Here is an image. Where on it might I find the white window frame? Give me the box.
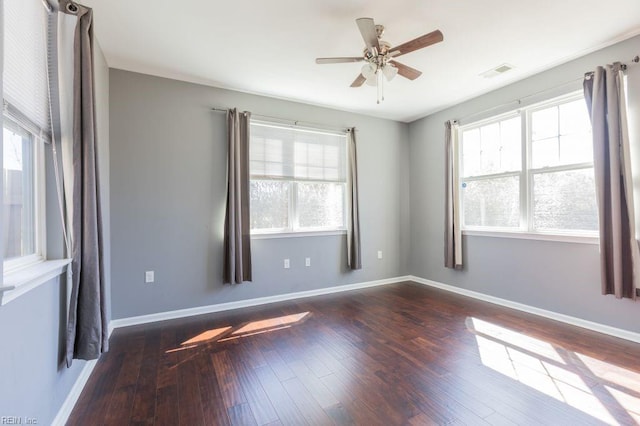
[458,91,598,243]
[0,0,72,306]
[249,122,348,237]
[2,115,47,274]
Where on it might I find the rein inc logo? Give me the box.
[1,417,37,425]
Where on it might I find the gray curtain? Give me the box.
[444,120,463,269]
[347,128,362,270]
[223,109,252,284]
[59,0,109,365]
[584,63,638,300]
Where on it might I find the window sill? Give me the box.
[462,230,599,245]
[251,229,347,240]
[1,259,72,306]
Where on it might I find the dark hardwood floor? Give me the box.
[67,282,640,425]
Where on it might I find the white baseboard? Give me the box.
[110,275,411,330]
[51,359,99,426]
[409,275,640,344]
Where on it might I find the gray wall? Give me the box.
[0,39,111,424]
[409,35,640,334]
[109,69,410,319]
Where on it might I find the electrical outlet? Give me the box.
[284,259,290,269]
[377,250,383,259]
[305,257,311,267]
[145,270,155,283]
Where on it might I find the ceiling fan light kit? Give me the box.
[316,17,443,104]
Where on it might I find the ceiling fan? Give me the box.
[316,18,443,102]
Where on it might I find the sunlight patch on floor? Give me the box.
[181,326,232,346]
[166,312,311,353]
[218,325,293,342]
[467,317,640,425]
[576,352,640,392]
[605,385,640,423]
[233,312,310,335]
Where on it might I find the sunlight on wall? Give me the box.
[467,317,640,424]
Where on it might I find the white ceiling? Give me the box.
[83,0,640,123]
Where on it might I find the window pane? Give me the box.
[462,176,520,228]
[500,117,522,172]
[462,128,481,177]
[297,182,344,229]
[532,137,559,168]
[532,100,592,168]
[533,169,598,232]
[462,116,521,177]
[559,100,591,135]
[250,180,289,230]
[480,123,501,174]
[560,134,592,165]
[3,124,35,259]
[532,106,558,141]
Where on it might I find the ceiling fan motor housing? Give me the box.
[363,40,392,70]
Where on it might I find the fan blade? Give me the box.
[356,18,380,55]
[389,60,422,80]
[388,30,443,57]
[316,57,363,64]
[350,74,366,87]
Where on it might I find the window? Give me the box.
[459,93,597,236]
[3,0,50,272]
[3,117,44,270]
[249,122,347,234]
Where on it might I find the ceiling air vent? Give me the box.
[479,63,514,78]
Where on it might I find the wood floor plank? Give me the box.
[176,353,206,425]
[231,352,280,425]
[253,365,308,426]
[323,402,354,425]
[288,359,340,409]
[281,377,335,425]
[407,412,437,426]
[194,343,232,426]
[228,403,258,426]
[154,385,179,426]
[211,350,247,408]
[66,351,126,426]
[66,282,640,426]
[129,328,161,424]
[261,349,296,382]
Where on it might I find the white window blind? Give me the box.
[250,122,347,183]
[3,0,51,137]
[249,122,348,233]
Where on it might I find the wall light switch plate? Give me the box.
[377,251,383,259]
[305,257,311,267]
[284,259,290,269]
[145,270,155,283]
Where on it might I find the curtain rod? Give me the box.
[211,107,353,133]
[456,76,584,124]
[616,54,638,71]
[583,55,639,79]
